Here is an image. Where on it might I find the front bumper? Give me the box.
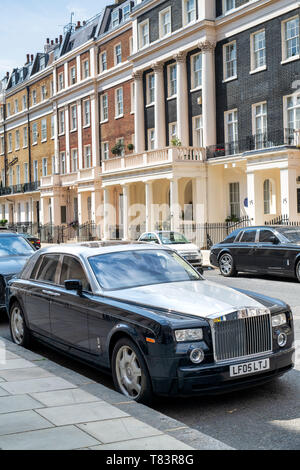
[151,348,294,396]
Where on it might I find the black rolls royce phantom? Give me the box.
[210,226,300,281]
[6,242,294,403]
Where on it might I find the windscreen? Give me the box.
[0,236,34,256]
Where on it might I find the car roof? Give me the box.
[38,241,169,258]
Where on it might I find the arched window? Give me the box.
[263,179,271,214]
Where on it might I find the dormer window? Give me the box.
[112,10,119,28]
[123,4,130,21]
[40,56,46,70]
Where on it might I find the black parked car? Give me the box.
[7,242,294,403]
[0,232,35,310]
[20,233,41,250]
[210,226,300,281]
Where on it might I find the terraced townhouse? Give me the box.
[0,0,299,244]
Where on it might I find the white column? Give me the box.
[77,99,83,170]
[153,63,166,149]
[174,52,189,147]
[103,187,110,240]
[247,171,262,225]
[198,0,216,20]
[133,71,145,153]
[51,193,61,226]
[200,41,216,148]
[170,178,180,231]
[90,93,99,167]
[90,46,97,78]
[145,181,153,232]
[65,105,70,173]
[53,105,59,174]
[194,175,207,224]
[280,168,298,219]
[122,184,129,240]
[78,192,83,225]
[64,62,69,89]
[76,55,81,83]
[53,68,57,95]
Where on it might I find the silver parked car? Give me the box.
[138,231,203,272]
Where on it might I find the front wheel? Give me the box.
[9,302,31,347]
[219,253,237,277]
[112,338,153,405]
[296,260,300,282]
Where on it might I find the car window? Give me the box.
[139,234,149,242]
[35,255,60,283]
[148,234,159,243]
[259,230,277,243]
[239,230,257,243]
[60,255,90,291]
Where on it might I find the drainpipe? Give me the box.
[26,86,32,184]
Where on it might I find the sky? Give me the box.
[0,0,111,78]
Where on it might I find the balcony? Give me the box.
[40,167,102,190]
[206,129,300,159]
[102,147,205,175]
[0,181,40,196]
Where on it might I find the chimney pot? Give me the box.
[31,54,34,62]
[46,38,50,44]
[59,35,63,43]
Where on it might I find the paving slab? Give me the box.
[78,417,163,444]
[0,367,55,382]
[0,387,9,397]
[90,434,194,450]
[0,359,37,371]
[0,395,44,414]
[1,377,77,395]
[30,389,102,407]
[0,410,53,436]
[0,425,100,450]
[36,401,129,426]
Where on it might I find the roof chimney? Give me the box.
[46,38,50,44]
[31,54,34,62]
[55,38,58,44]
[75,21,81,30]
[59,35,63,43]
[26,54,30,64]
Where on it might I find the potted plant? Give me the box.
[0,219,8,227]
[171,136,182,147]
[225,215,240,223]
[111,141,125,157]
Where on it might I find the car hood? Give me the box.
[0,255,32,276]
[106,280,270,319]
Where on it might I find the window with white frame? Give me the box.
[9,167,13,186]
[263,179,271,215]
[50,80,54,97]
[41,85,47,101]
[58,72,64,91]
[116,138,125,156]
[115,44,122,65]
[83,100,91,126]
[71,148,78,172]
[22,95,27,110]
[168,64,177,97]
[41,119,47,141]
[70,66,76,85]
[32,123,38,144]
[112,10,119,28]
[84,145,92,168]
[70,105,77,131]
[100,51,107,72]
[193,116,203,147]
[147,73,155,105]
[282,16,299,61]
[32,90,37,105]
[7,103,11,117]
[286,94,300,143]
[15,130,20,150]
[229,182,240,218]
[8,133,12,152]
[59,110,65,134]
[148,129,155,150]
[23,127,28,148]
[16,165,20,185]
[251,30,266,71]
[115,88,123,117]
[60,152,66,174]
[83,59,89,79]
[24,163,29,183]
[191,53,202,89]
[33,160,38,182]
[224,0,236,13]
[169,122,178,144]
[51,116,55,138]
[123,4,130,21]
[139,20,149,49]
[102,142,109,160]
[0,135,4,154]
[223,41,237,80]
[225,110,238,154]
[15,99,19,113]
[101,94,108,122]
[159,7,171,38]
[183,0,196,26]
[253,102,267,149]
[42,158,48,177]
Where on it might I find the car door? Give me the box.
[255,229,287,273]
[233,229,258,271]
[25,254,60,337]
[49,255,90,357]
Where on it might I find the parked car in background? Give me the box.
[20,233,41,250]
[210,226,300,281]
[7,243,294,404]
[0,232,35,311]
[138,231,203,273]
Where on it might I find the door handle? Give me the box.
[42,290,61,297]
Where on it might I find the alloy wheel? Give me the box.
[220,254,233,275]
[115,345,142,399]
[11,306,25,345]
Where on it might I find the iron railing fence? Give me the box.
[265,215,300,226]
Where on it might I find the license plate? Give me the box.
[230,358,270,377]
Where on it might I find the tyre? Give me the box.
[112,338,153,405]
[296,260,300,282]
[9,301,32,347]
[219,252,237,277]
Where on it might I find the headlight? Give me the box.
[272,313,287,327]
[175,328,203,342]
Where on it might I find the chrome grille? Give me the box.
[212,314,272,362]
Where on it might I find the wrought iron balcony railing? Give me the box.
[0,181,40,196]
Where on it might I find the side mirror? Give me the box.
[64,280,83,295]
[270,235,279,245]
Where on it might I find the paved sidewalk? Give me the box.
[0,337,233,450]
